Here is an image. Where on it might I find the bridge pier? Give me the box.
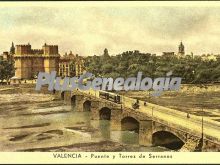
[53,90,61,100]
[74,95,85,111]
[110,107,122,131]
[63,91,71,104]
[91,101,100,120]
[139,120,153,146]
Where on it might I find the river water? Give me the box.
[0,89,170,152]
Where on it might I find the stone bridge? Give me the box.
[56,89,220,151]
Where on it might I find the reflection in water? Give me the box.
[120,131,139,144]
[92,118,171,151]
[98,120,139,145]
[99,120,110,139]
[0,93,171,151]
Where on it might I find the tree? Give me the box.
[0,60,15,84]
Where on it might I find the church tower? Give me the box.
[10,42,15,55]
[103,48,110,57]
[178,41,185,56]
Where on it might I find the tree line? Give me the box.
[85,50,220,84]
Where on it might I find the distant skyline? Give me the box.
[1,2,220,56]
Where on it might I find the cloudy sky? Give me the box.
[1,2,220,56]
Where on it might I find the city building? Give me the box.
[59,51,85,77]
[178,41,185,56]
[162,42,185,57]
[162,52,175,56]
[201,54,218,61]
[13,43,60,79]
[0,52,11,61]
[0,42,15,62]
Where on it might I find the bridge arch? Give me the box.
[121,116,139,133]
[99,107,111,120]
[83,100,91,111]
[71,95,76,107]
[61,91,65,100]
[152,130,184,150]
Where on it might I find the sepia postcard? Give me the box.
[0,1,219,164]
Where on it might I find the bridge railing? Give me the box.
[79,88,220,125]
[79,88,99,98]
[120,92,220,127]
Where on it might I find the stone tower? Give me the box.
[42,43,59,74]
[178,41,185,56]
[14,44,33,79]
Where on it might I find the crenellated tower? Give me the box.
[14,43,60,79]
[42,43,59,73]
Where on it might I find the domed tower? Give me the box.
[103,48,109,57]
[178,41,185,56]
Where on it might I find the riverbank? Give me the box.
[0,86,126,151]
[0,85,169,152]
[117,84,220,123]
